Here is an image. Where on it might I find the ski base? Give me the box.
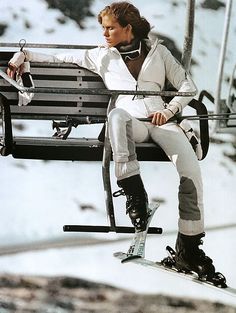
[121,255,142,264]
[114,251,236,297]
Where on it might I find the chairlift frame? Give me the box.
[0,0,214,234]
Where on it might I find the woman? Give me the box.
[7,2,217,279]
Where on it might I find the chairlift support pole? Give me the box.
[182,0,195,72]
[214,0,233,133]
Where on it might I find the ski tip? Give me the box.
[113,252,124,258]
[113,251,142,263]
[149,202,160,210]
[121,255,142,264]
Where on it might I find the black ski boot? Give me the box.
[116,174,148,232]
[175,232,216,279]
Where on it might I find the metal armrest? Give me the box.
[198,90,215,104]
[188,99,209,159]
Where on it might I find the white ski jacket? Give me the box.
[18,39,196,118]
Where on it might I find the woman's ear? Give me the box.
[126,24,133,33]
[126,24,134,41]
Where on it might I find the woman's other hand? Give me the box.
[7,63,17,79]
[6,51,26,79]
[149,109,174,126]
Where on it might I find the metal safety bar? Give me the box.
[0,69,197,98]
[0,43,97,50]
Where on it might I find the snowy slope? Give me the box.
[0,0,236,306]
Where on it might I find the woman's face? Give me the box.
[101,14,133,47]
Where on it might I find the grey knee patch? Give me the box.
[178,176,201,220]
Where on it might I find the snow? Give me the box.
[0,0,236,307]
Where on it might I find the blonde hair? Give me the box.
[98,2,151,39]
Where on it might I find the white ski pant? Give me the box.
[108,108,204,236]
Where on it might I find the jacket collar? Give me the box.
[108,38,162,55]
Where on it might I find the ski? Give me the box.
[121,202,160,263]
[114,248,236,297]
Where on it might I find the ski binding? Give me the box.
[120,202,160,263]
[113,201,236,297]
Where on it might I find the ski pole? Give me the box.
[138,112,236,122]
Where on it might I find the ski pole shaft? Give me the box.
[138,113,236,122]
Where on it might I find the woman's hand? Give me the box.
[7,63,17,79]
[149,108,174,126]
[149,112,167,126]
[6,51,26,79]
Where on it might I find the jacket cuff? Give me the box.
[162,108,175,121]
[167,101,182,115]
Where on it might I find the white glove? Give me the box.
[9,51,26,68]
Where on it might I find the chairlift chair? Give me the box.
[0,0,210,234]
